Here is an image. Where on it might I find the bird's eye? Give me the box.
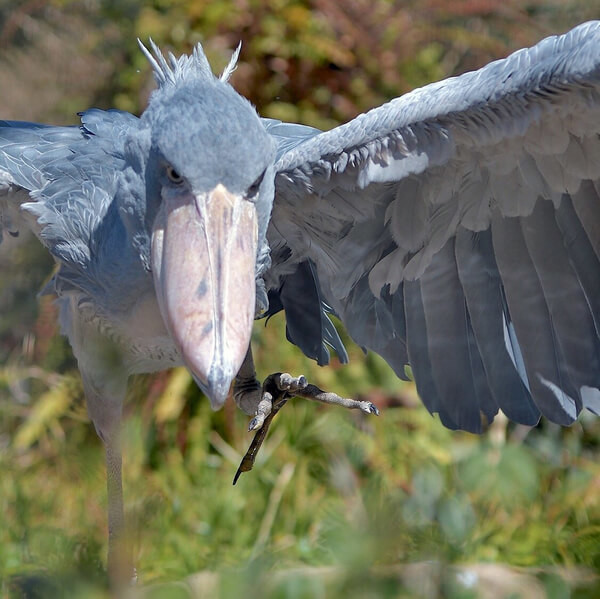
[247,171,265,198]
[166,165,184,184]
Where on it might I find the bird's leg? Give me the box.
[233,371,308,484]
[232,345,263,417]
[232,387,287,484]
[233,347,379,483]
[289,382,380,415]
[235,354,379,429]
[233,347,313,428]
[105,431,134,587]
[81,370,135,588]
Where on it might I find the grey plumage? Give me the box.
[454,228,539,425]
[2,21,600,577]
[1,20,599,433]
[263,259,348,366]
[270,20,600,431]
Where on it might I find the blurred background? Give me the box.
[1,1,600,597]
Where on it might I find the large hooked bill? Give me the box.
[151,183,258,408]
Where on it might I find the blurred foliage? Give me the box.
[1,1,600,597]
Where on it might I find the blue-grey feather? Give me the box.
[571,180,600,262]
[490,209,581,424]
[520,197,600,410]
[403,279,458,429]
[336,275,409,378]
[419,237,498,433]
[263,260,348,366]
[262,118,321,161]
[454,227,539,425]
[555,192,600,339]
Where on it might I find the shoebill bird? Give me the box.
[2,21,600,583]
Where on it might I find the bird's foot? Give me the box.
[232,372,379,484]
[247,372,308,431]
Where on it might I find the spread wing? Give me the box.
[268,21,600,432]
[0,109,140,300]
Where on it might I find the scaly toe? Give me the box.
[295,375,308,390]
[278,373,308,393]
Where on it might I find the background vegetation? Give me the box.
[1,1,600,597]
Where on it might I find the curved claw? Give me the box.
[369,403,380,416]
[247,393,274,431]
[248,416,262,431]
[359,401,380,415]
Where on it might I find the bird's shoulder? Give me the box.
[0,109,154,320]
[0,109,139,248]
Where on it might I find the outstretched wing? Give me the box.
[0,109,139,298]
[269,21,600,432]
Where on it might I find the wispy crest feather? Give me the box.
[220,43,242,82]
[137,38,241,87]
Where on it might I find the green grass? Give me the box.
[1,315,600,597]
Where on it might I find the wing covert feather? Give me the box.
[0,110,142,308]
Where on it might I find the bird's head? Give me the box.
[134,41,276,408]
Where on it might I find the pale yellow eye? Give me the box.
[166,165,184,184]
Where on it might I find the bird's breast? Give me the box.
[63,289,183,376]
[115,291,183,373]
